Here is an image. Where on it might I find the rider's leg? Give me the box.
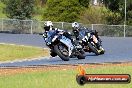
[93,35,101,49]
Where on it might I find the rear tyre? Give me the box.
[54,44,69,61]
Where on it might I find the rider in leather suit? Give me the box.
[71,22,101,49]
[43,21,72,46]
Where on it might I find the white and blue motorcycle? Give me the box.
[43,31,85,61]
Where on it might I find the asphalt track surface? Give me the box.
[0,33,132,67]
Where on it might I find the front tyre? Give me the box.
[88,43,100,55]
[77,50,85,59]
[54,44,69,61]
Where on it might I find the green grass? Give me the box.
[0,44,49,61]
[0,66,131,88]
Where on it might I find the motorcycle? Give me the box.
[42,31,85,61]
[79,29,105,55]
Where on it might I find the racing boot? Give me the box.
[95,42,105,54]
[50,50,57,57]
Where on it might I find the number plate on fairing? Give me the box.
[60,36,74,56]
[60,36,73,49]
[62,36,71,42]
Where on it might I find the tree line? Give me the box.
[1,0,132,25]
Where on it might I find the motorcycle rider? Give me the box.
[43,21,59,45]
[43,21,72,46]
[43,21,74,57]
[43,21,83,57]
[71,22,101,49]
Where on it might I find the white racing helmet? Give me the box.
[44,21,53,31]
[44,21,53,27]
[72,22,79,29]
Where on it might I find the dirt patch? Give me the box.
[0,62,132,76]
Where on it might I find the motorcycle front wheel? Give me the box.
[87,43,100,55]
[54,43,70,61]
[77,50,85,59]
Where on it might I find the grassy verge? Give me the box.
[0,65,131,88]
[0,44,49,61]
